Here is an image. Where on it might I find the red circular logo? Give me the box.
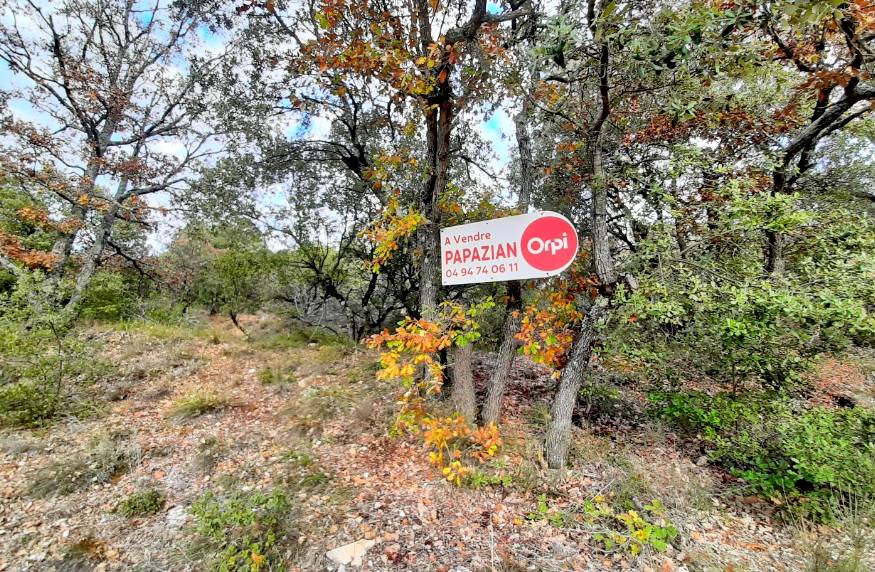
[520,215,578,272]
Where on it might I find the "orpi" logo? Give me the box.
[520,215,579,272]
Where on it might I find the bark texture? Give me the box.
[765,230,785,275]
[481,281,522,424]
[544,298,607,469]
[451,343,476,422]
[543,7,619,467]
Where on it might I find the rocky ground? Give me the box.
[0,315,871,571]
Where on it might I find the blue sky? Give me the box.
[484,108,513,165]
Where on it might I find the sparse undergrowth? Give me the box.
[1,315,871,572]
[27,431,140,498]
[192,436,226,474]
[276,450,334,492]
[257,361,297,386]
[802,499,874,572]
[526,493,679,556]
[166,391,229,421]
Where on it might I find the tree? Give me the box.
[481,5,539,425]
[160,218,275,334]
[249,0,527,318]
[0,0,224,321]
[724,1,875,274]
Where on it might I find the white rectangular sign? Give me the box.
[440,211,579,286]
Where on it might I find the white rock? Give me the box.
[26,551,46,562]
[326,539,377,567]
[166,505,188,529]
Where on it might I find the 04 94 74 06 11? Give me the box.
[440,211,579,286]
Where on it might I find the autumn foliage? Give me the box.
[367,299,501,484]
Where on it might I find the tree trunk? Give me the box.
[481,99,534,424]
[47,207,82,280]
[544,130,618,469]
[59,200,121,325]
[589,136,617,289]
[451,343,476,422]
[60,166,129,324]
[481,280,522,424]
[765,229,785,274]
[49,117,117,281]
[229,311,247,336]
[418,105,442,320]
[544,298,607,469]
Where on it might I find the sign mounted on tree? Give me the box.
[441,212,579,286]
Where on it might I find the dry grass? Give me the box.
[190,435,226,474]
[28,431,141,498]
[166,391,228,421]
[257,358,299,386]
[0,432,43,455]
[799,495,875,572]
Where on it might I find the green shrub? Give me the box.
[115,488,165,517]
[139,294,187,324]
[257,364,296,386]
[650,391,875,521]
[647,390,779,440]
[604,206,875,392]
[252,324,350,350]
[0,382,60,426]
[0,277,108,426]
[525,493,678,556]
[467,470,514,489]
[79,270,139,321]
[189,487,299,571]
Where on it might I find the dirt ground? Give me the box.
[0,315,870,571]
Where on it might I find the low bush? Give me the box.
[79,270,139,321]
[189,487,299,571]
[0,277,108,427]
[0,382,60,427]
[252,325,350,350]
[167,391,228,421]
[191,436,226,474]
[257,363,297,386]
[115,488,166,517]
[526,493,678,556]
[28,431,141,497]
[650,391,875,521]
[276,450,333,492]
